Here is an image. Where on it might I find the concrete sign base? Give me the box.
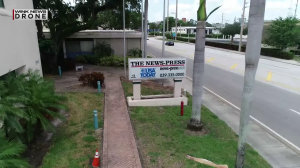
[127,95,188,107]
[127,79,188,107]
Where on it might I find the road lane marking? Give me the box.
[230,64,238,70]
[206,57,215,63]
[290,109,300,116]
[266,72,273,81]
[185,76,300,155]
[147,53,156,58]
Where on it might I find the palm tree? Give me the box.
[187,0,220,130]
[235,0,266,167]
[0,130,31,168]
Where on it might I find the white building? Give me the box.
[0,0,43,77]
[211,23,225,29]
[171,26,221,35]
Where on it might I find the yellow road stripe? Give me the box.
[266,72,273,82]
[230,64,238,70]
[206,57,215,63]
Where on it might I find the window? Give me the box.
[0,0,4,8]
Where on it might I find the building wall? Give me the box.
[44,30,142,57]
[0,0,43,77]
[95,38,141,56]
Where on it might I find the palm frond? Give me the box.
[206,5,222,21]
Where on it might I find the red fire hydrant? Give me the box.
[181,101,184,116]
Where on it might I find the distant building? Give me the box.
[171,26,221,35]
[211,23,225,29]
[182,18,187,22]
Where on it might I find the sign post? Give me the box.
[127,58,187,106]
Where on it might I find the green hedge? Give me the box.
[260,48,294,60]
[173,37,294,60]
[98,56,136,67]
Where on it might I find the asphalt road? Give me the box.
[147,38,300,149]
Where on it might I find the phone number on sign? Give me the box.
[160,73,184,78]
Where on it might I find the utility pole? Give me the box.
[238,0,247,52]
[167,0,169,32]
[175,0,178,40]
[162,0,166,57]
[123,0,126,76]
[143,0,148,58]
[295,0,299,17]
[141,0,144,58]
[222,13,223,25]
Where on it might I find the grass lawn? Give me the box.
[41,93,104,168]
[122,80,271,168]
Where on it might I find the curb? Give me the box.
[186,76,300,156]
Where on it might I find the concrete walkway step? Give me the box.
[102,77,142,168]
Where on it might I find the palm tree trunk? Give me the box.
[235,0,266,167]
[187,21,205,131]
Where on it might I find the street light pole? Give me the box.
[175,0,178,40]
[143,0,148,58]
[141,0,144,58]
[295,0,299,18]
[123,0,126,76]
[162,0,166,58]
[238,0,247,52]
[167,0,169,32]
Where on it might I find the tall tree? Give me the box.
[265,17,300,51]
[187,0,220,131]
[221,22,242,42]
[33,0,44,39]
[160,17,175,31]
[235,0,266,167]
[96,0,142,30]
[40,0,124,70]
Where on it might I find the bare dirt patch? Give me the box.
[185,128,209,137]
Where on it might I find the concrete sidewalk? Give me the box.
[102,76,142,168]
[179,78,300,168]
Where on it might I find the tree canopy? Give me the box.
[264,17,300,50]
[221,22,247,42]
[35,0,138,72]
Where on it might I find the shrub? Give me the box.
[177,33,196,38]
[165,33,173,40]
[128,48,142,57]
[0,70,66,144]
[98,55,134,67]
[78,72,105,88]
[93,41,114,57]
[76,55,87,63]
[83,55,99,64]
[260,48,294,60]
[0,130,31,167]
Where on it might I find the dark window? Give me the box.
[0,0,4,8]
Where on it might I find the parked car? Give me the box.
[165,41,174,46]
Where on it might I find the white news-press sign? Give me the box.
[13,9,48,20]
[128,58,186,80]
